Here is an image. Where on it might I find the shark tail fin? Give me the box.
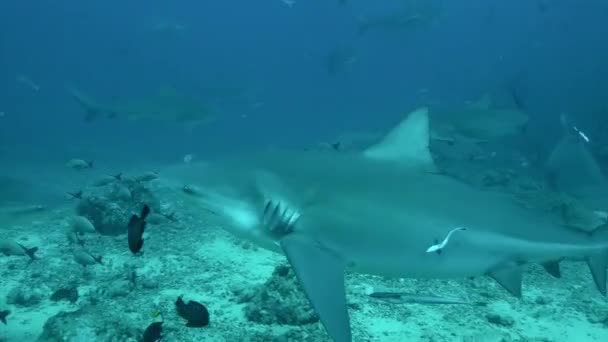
[588,224,608,295]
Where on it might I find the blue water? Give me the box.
[2,1,608,341]
[1,0,606,163]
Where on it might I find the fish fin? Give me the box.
[17,243,38,260]
[488,265,522,297]
[364,107,436,172]
[0,310,9,325]
[280,234,352,342]
[588,224,608,295]
[587,254,607,295]
[25,246,38,260]
[586,253,607,295]
[541,261,561,278]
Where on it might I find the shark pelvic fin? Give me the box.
[364,107,436,172]
[280,234,352,342]
[541,261,562,278]
[488,265,522,297]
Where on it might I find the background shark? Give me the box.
[67,85,216,127]
[166,108,608,342]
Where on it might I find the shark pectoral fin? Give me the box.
[488,265,522,297]
[541,261,562,278]
[279,234,352,342]
[586,252,608,295]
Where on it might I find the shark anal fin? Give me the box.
[488,265,523,297]
[587,252,608,295]
[280,234,352,342]
[541,261,562,278]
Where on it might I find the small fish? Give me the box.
[281,0,296,7]
[112,184,132,201]
[161,211,178,222]
[183,154,194,163]
[66,159,93,170]
[50,287,79,303]
[73,249,103,266]
[142,321,163,342]
[71,216,96,234]
[135,171,159,183]
[66,231,85,247]
[0,240,38,260]
[66,190,83,200]
[128,205,151,254]
[0,310,10,325]
[16,74,40,91]
[175,296,209,327]
[92,173,122,187]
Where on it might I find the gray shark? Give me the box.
[170,108,608,342]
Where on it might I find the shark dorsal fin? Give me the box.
[364,107,436,171]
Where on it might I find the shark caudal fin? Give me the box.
[363,107,436,172]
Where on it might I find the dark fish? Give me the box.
[112,173,122,181]
[67,190,83,200]
[50,287,79,303]
[175,296,209,327]
[0,310,9,325]
[143,321,163,342]
[128,205,150,254]
[74,249,103,266]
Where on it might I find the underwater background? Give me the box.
[2,0,608,341]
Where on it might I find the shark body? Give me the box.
[173,108,608,342]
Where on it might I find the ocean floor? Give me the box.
[1,162,608,342]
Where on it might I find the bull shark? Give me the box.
[430,93,530,143]
[67,85,215,126]
[171,108,608,342]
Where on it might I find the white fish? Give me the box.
[66,159,93,170]
[71,216,96,234]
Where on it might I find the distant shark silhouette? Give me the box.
[67,85,215,127]
[546,113,608,209]
[169,107,608,342]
